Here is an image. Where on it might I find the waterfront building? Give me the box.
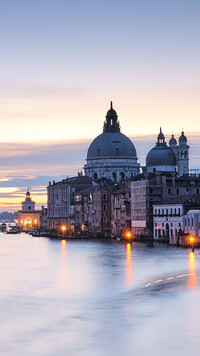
[91,179,113,237]
[18,189,42,231]
[84,102,140,182]
[153,195,200,244]
[47,174,93,234]
[74,186,94,235]
[184,209,200,240]
[111,185,128,237]
[146,129,189,176]
[129,172,200,239]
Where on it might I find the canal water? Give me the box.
[0,232,200,356]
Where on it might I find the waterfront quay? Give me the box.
[0,231,200,356]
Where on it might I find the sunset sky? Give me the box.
[0,0,200,211]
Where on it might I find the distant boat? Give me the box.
[6,230,19,234]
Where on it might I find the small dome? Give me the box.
[169,134,177,146]
[157,127,165,141]
[146,128,176,167]
[106,102,117,118]
[179,131,187,143]
[87,132,137,159]
[146,145,176,166]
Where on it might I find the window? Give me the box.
[176,189,180,195]
[120,172,125,182]
[168,188,171,194]
[166,209,168,215]
[103,193,107,201]
[197,189,200,194]
[174,208,176,215]
[162,209,164,215]
[103,204,107,211]
[113,172,117,182]
[155,209,157,215]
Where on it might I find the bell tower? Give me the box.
[177,131,189,176]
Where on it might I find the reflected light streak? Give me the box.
[60,239,68,292]
[61,239,67,256]
[188,252,198,289]
[126,243,132,285]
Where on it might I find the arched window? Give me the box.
[113,172,117,182]
[120,172,125,182]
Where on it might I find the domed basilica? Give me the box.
[84,102,140,182]
[84,103,189,181]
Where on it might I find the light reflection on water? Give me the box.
[126,243,132,285]
[0,232,200,356]
[188,251,198,288]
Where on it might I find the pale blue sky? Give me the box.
[0,0,200,210]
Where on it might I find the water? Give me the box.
[0,232,200,356]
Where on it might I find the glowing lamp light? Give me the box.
[61,225,66,232]
[190,236,194,243]
[125,231,132,239]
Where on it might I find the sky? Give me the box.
[0,0,200,211]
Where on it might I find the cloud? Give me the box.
[0,133,200,211]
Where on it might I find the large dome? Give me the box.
[87,132,137,159]
[84,102,140,182]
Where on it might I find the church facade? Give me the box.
[18,189,42,231]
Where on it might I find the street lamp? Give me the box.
[189,236,195,252]
[125,231,132,241]
[61,225,66,236]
